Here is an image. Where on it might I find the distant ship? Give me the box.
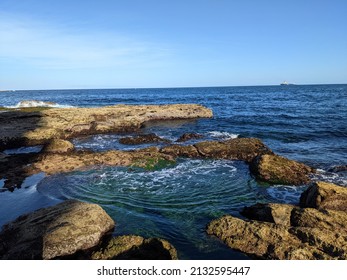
[280,81,294,85]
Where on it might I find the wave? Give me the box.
[5,100,74,108]
[207,131,239,140]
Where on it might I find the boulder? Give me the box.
[91,235,178,260]
[0,200,115,259]
[208,201,347,260]
[300,181,347,211]
[250,154,314,185]
[42,139,75,154]
[194,138,273,162]
[119,133,170,145]
[176,133,203,142]
[241,203,295,226]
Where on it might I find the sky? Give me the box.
[0,0,346,89]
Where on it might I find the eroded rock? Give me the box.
[0,104,213,150]
[42,139,75,154]
[300,181,347,211]
[0,200,115,259]
[250,154,314,185]
[176,133,203,142]
[91,235,178,260]
[119,133,170,145]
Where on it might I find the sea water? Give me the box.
[0,84,346,259]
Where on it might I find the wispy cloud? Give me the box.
[0,13,171,70]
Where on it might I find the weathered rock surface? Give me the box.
[250,154,314,185]
[176,133,203,142]
[241,203,295,226]
[0,200,115,259]
[208,189,347,260]
[161,144,200,158]
[119,133,170,145]
[0,104,213,150]
[42,139,75,154]
[300,181,347,211]
[194,138,273,162]
[91,235,178,260]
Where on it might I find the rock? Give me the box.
[300,181,347,211]
[250,154,314,185]
[194,138,273,162]
[208,202,347,260]
[207,215,331,260]
[161,144,200,158]
[176,133,203,142]
[91,235,178,260]
[119,133,170,145]
[328,165,347,173]
[42,139,75,154]
[0,200,115,259]
[0,104,213,150]
[241,203,295,226]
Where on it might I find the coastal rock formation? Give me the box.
[194,138,273,162]
[207,181,347,260]
[176,132,203,142]
[328,165,347,173]
[250,154,314,185]
[0,200,115,260]
[119,133,170,145]
[300,181,347,211]
[91,235,178,260]
[0,104,213,150]
[42,139,75,154]
[161,144,200,158]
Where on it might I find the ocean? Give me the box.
[0,84,346,259]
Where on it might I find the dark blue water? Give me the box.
[1,85,346,259]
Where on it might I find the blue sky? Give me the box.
[0,0,346,89]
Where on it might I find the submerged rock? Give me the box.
[328,165,347,173]
[300,181,347,211]
[42,139,75,154]
[207,202,347,259]
[0,200,115,259]
[91,235,178,260]
[250,154,314,185]
[0,104,213,150]
[176,133,203,142]
[119,133,170,145]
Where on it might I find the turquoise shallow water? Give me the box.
[0,84,346,259]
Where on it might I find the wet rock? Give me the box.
[241,203,295,226]
[161,144,200,158]
[176,133,203,142]
[208,201,347,260]
[42,139,75,154]
[0,200,115,259]
[250,154,314,185]
[328,165,347,173]
[119,133,170,145]
[300,181,347,211]
[194,138,273,162]
[91,235,178,260]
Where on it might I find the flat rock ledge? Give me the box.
[207,181,347,260]
[1,137,317,190]
[0,200,178,260]
[0,104,213,150]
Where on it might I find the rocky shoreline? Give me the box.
[0,103,346,260]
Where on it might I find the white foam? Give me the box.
[207,131,239,139]
[6,100,74,108]
[266,185,306,204]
